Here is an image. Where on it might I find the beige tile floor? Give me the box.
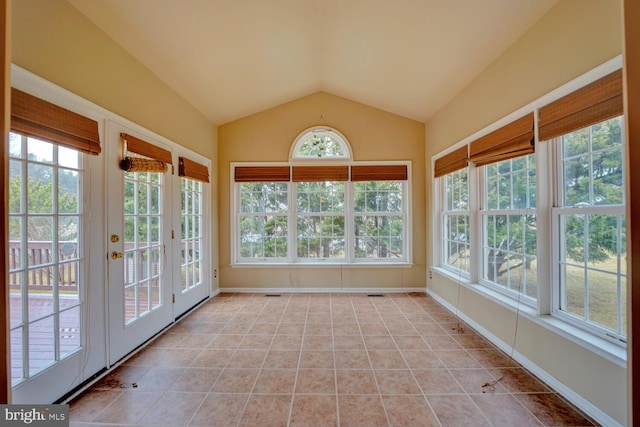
[69,292,597,426]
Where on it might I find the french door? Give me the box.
[8,132,106,403]
[106,122,173,363]
[105,122,210,363]
[172,157,210,316]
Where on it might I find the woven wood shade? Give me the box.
[539,70,623,141]
[434,146,468,178]
[351,165,408,181]
[234,166,290,182]
[121,133,172,164]
[292,166,349,182]
[11,88,101,155]
[179,157,209,183]
[469,113,534,166]
[120,157,168,173]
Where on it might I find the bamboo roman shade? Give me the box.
[538,69,623,141]
[351,165,408,181]
[292,166,349,182]
[468,113,534,167]
[120,133,172,173]
[434,146,468,178]
[121,133,172,164]
[179,157,210,183]
[234,166,291,182]
[11,88,101,155]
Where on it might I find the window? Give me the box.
[353,180,405,259]
[234,168,409,264]
[234,127,410,264]
[441,168,470,274]
[290,126,351,159]
[482,154,537,301]
[555,116,626,338]
[434,63,626,345]
[238,181,289,260]
[296,180,346,259]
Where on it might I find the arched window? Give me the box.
[290,126,352,160]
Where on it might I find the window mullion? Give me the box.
[469,163,480,284]
[536,137,553,315]
[345,180,354,263]
[289,181,296,263]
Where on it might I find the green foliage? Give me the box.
[9,174,78,241]
[563,117,623,206]
[238,179,405,259]
[123,173,162,243]
[296,135,346,158]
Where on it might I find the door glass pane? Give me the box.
[123,170,164,324]
[180,178,204,293]
[8,131,85,385]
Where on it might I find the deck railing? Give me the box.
[8,241,79,293]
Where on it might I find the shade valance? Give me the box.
[11,88,101,155]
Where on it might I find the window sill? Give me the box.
[431,267,627,368]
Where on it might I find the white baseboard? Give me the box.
[218,287,426,294]
[426,289,623,427]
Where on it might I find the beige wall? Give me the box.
[219,91,425,289]
[425,0,625,424]
[11,0,219,289]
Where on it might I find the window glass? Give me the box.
[353,181,404,259]
[482,154,537,300]
[238,182,289,259]
[296,181,345,259]
[558,116,626,338]
[441,168,469,274]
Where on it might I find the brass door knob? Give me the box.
[110,251,123,260]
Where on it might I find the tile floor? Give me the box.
[68,292,597,426]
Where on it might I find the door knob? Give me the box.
[111,251,123,260]
[111,234,120,243]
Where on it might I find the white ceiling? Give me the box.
[67,0,558,125]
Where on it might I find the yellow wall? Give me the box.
[219,91,425,289]
[425,0,625,424]
[11,0,219,289]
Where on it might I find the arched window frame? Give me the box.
[289,126,353,160]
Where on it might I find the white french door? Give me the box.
[106,121,173,364]
[8,132,106,404]
[172,152,210,316]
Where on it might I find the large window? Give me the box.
[234,166,410,264]
[482,154,537,301]
[296,181,345,259]
[441,168,469,274]
[556,116,626,338]
[353,180,405,259]
[434,65,626,344]
[238,181,289,260]
[234,128,410,264]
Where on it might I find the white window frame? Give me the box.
[231,161,412,265]
[478,154,538,307]
[550,116,627,343]
[439,167,471,278]
[432,55,626,361]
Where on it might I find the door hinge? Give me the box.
[171,229,175,239]
[172,293,175,303]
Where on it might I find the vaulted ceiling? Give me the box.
[67,0,558,125]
